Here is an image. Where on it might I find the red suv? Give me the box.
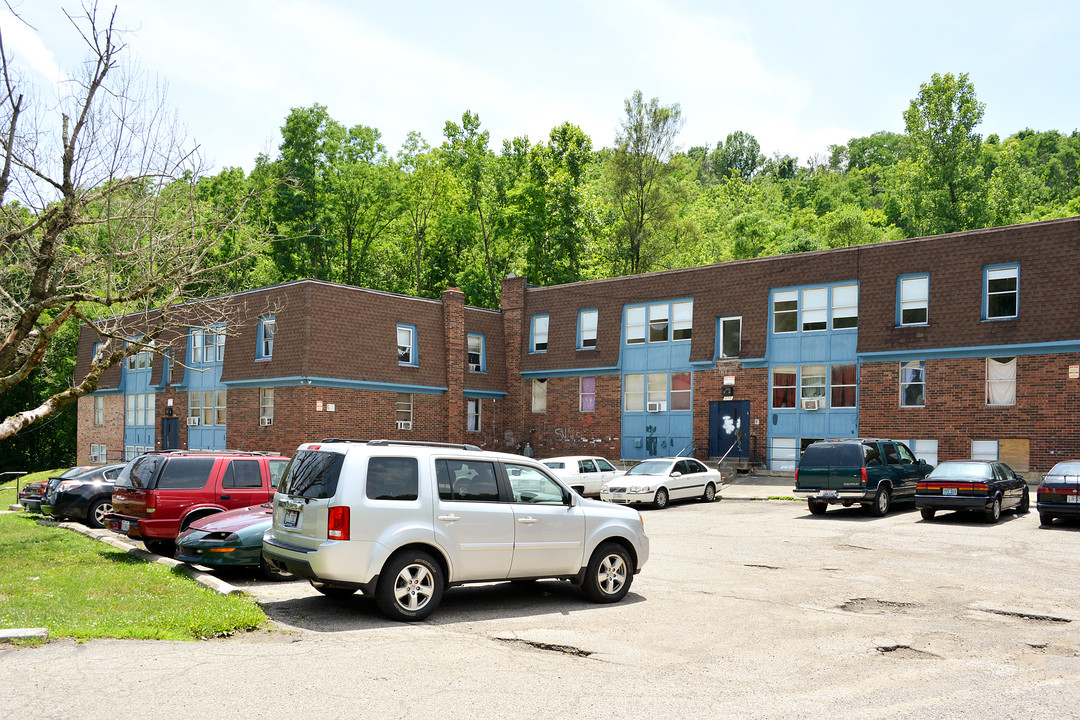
[105,450,290,556]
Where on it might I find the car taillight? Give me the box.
[916,480,927,490]
[145,490,156,513]
[794,469,799,483]
[327,506,350,540]
[860,468,868,485]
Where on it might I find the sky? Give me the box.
[5,1,1079,174]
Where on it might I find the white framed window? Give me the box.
[986,357,1016,406]
[531,315,549,353]
[773,291,798,333]
[125,445,135,461]
[215,389,227,426]
[672,301,693,341]
[467,333,484,373]
[831,284,858,329]
[802,287,827,331]
[396,392,413,429]
[125,393,154,427]
[910,439,938,466]
[190,390,226,426]
[671,372,692,411]
[579,377,596,412]
[191,329,204,364]
[720,316,741,358]
[397,324,416,365]
[985,265,1018,319]
[769,437,798,471]
[579,309,598,350]
[467,398,480,432]
[831,364,857,408]
[801,365,826,401]
[94,396,104,426]
[900,361,926,407]
[648,304,669,342]
[260,388,274,422]
[623,374,644,412]
[531,379,547,413]
[647,373,667,409]
[258,317,276,359]
[971,440,999,461]
[626,307,646,345]
[899,275,929,326]
[771,366,797,408]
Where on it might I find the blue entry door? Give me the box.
[709,401,750,460]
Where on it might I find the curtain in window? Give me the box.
[986,357,1016,406]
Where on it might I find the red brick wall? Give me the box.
[859,354,1080,472]
[521,375,622,459]
[77,395,124,463]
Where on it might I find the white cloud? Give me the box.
[2,10,66,84]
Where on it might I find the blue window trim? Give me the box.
[770,283,859,337]
[622,298,694,346]
[256,316,275,361]
[577,308,598,350]
[397,323,419,367]
[467,332,486,373]
[982,262,1019,321]
[530,314,549,354]
[896,273,930,327]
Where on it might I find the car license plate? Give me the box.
[120,520,130,532]
[284,509,300,528]
[943,487,957,496]
[611,493,625,500]
[1068,495,1079,504]
[821,491,838,499]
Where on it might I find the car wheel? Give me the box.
[1039,512,1053,526]
[702,482,716,502]
[984,496,1001,523]
[920,508,936,521]
[85,498,113,529]
[653,487,670,510]
[375,551,443,622]
[1018,487,1030,514]
[311,580,358,598]
[582,542,633,603]
[807,499,828,515]
[259,556,295,582]
[868,487,891,517]
[143,539,176,557]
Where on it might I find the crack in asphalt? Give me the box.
[494,637,593,657]
[979,608,1071,623]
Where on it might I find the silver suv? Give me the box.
[262,439,649,621]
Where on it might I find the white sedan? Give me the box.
[540,456,624,497]
[601,457,722,509]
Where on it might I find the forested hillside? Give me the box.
[198,73,1080,308]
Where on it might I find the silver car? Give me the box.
[263,440,649,622]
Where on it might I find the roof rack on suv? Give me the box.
[146,449,270,456]
[319,438,483,452]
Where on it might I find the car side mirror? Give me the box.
[918,459,927,465]
[567,492,578,507]
[670,471,682,478]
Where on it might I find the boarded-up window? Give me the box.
[998,439,1030,472]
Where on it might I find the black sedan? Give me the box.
[1037,460,1080,526]
[41,463,126,528]
[915,460,1029,523]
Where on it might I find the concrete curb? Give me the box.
[40,520,246,597]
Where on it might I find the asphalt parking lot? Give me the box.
[4,498,1079,720]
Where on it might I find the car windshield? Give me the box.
[627,460,672,476]
[1045,462,1080,483]
[928,462,992,480]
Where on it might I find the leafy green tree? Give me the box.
[895,72,989,235]
[397,132,452,297]
[703,131,765,183]
[605,91,685,275]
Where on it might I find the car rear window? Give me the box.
[280,450,344,499]
[798,443,862,468]
[927,462,992,480]
[155,457,217,489]
[366,457,419,501]
[115,456,163,488]
[1046,462,1080,483]
[542,461,565,470]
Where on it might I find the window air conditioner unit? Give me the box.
[801,398,823,411]
[646,401,666,413]
[396,420,412,431]
[260,416,273,426]
[186,416,200,426]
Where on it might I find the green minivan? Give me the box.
[793,439,933,516]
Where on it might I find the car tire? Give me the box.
[375,551,443,622]
[259,556,295,582]
[311,580,358,598]
[85,498,113,529]
[808,499,828,515]
[984,496,1001,524]
[144,539,176,557]
[702,482,716,502]
[1018,487,1030,514]
[868,487,891,517]
[653,488,670,510]
[920,508,936,521]
[582,542,633,604]
[1039,512,1053,526]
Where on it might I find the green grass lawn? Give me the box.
[0,511,266,644]
[0,467,57,505]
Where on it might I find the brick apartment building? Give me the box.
[77,216,1080,473]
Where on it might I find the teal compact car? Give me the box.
[175,503,293,581]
